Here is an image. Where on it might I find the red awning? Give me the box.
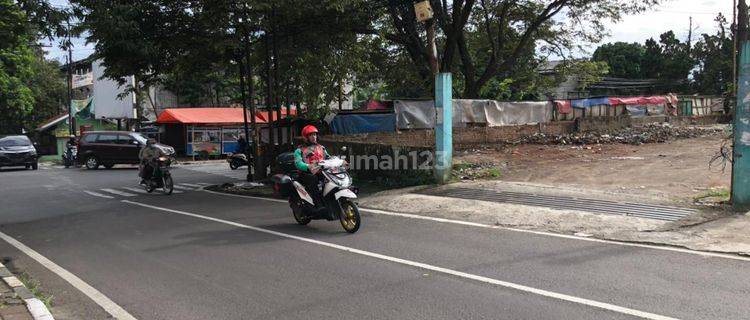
[156,108,268,125]
[608,96,670,106]
[258,108,297,122]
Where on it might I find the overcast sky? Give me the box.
[44,0,735,63]
[604,0,732,44]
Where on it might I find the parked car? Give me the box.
[0,135,38,170]
[77,131,175,170]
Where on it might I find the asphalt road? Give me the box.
[0,163,748,320]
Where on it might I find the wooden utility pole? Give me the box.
[425,18,439,77]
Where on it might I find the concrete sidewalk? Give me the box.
[359,180,750,256]
[0,262,53,320]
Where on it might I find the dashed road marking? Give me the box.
[172,185,195,191]
[123,199,679,320]
[83,191,114,199]
[178,183,202,188]
[100,188,136,197]
[122,187,149,194]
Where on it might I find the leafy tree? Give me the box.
[691,13,733,95]
[0,0,67,134]
[592,42,645,78]
[380,0,657,98]
[653,30,693,89]
[71,0,195,120]
[640,38,664,78]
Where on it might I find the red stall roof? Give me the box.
[157,108,269,125]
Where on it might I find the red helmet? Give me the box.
[301,125,319,137]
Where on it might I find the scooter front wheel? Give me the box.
[339,199,361,233]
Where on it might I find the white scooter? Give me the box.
[272,153,361,233]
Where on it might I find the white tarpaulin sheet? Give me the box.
[93,59,135,119]
[484,101,552,126]
[455,99,489,124]
[395,99,553,129]
[395,100,435,129]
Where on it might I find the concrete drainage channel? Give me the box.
[419,187,698,221]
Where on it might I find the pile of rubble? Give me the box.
[516,123,726,146]
[452,162,504,180]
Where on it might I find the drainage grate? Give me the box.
[417,187,697,221]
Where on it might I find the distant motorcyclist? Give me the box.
[294,125,330,208]
[139,139,164,184]
[65,135,76,149]
[63,135,77,167]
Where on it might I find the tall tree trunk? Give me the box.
[264,35,275,154]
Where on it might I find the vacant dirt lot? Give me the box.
[455,129,730,205]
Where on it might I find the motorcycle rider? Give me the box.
[66,135,76,149]
[65,135,76,154]
[139,138,164,185]
[64,135,77,166]
[237,134,248,154]
[294,125,330,209]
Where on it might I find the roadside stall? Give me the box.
[156,107,297,159]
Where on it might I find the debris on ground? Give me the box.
[214,181,276,197]
[514,123,726,146]
[452,163,504,180]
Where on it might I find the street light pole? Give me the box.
[66,21,75,136]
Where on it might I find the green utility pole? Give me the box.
[733,41,750,210]
[435,73,453,184]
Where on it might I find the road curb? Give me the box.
[0,262,55,320]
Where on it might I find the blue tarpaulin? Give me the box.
[330,113,396,135]
[571,97,610,109]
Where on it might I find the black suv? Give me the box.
[78,131,174,169]
[0,135,38,170]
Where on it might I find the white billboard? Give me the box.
[72,72,93,89]
[92,59,135,119]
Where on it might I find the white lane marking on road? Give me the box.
[100,188,136,197]
[83,191,114,199]
[195,183,212,186]
[0,231,137,320]
[122,187,149,194]
[122,187,183,194]
[200,189,750,262]
[178,183,202,188]
[123,200,678,320]
[172,185,195,191]
[202,189,286,203]
[361,208,750,263]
